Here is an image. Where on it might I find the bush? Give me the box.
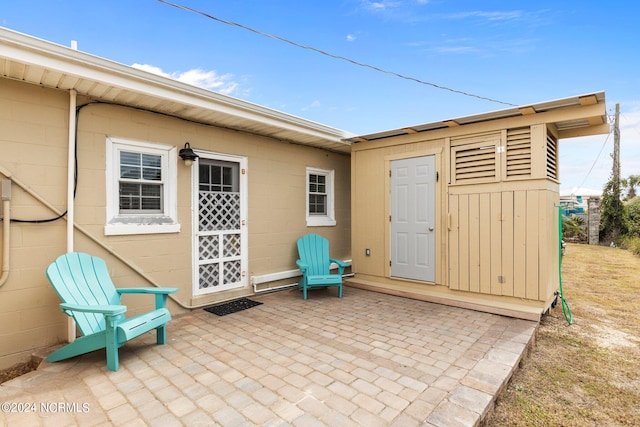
[563,216,586,242]
[626,196,640,237]
[619,235,640,256]
[600,177,628,244]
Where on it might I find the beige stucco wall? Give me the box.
[0,78,350,369]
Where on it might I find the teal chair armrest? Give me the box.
[330,258,350,275]
[117,287,178,309]
[296,260,308,272]
[116,287,178,295]
[60,303,127,316]
[330,259,350,268]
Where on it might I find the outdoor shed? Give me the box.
[347,93,608,320]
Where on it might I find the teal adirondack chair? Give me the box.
[45,253,178,371]
[296,234,350,300]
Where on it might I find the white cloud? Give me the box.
[433,45,478,54]
[448,10,523,22]
[132,63,166,76]
[131,63,239,95]
[346,34,357,42]
[302,100,321,111]
[360,0,401,12]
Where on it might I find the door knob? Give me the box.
[429,226,434,231]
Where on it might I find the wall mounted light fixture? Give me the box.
[178,142,198,166]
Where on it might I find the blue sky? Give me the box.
[2,0,639,193]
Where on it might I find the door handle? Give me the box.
[428,226,434,231]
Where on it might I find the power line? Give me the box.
[157,0,516,107]
[573,125,612,194]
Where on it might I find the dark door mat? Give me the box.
[203,298,263,316]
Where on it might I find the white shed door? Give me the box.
[390,156,436,282]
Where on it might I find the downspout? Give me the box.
[0,180,10,287]
[67,89,77,343]
[67,89,77,253]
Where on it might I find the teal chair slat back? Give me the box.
[46,253,119,335]
[298,234,331,276]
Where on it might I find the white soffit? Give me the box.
[351,92,607,142]
[0,27,354,154]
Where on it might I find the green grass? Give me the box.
[484,244,640,426]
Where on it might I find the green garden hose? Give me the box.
[558,206,573,325]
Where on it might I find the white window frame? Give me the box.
[105,137,180,235]
[306,167,336,227]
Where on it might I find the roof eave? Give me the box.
[0,26,354,153]
[349,92,608,143]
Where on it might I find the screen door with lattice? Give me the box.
[194,156,247,295]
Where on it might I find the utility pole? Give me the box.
[613,103,620,194]
[613,104,620,182]
[601,103,625,243]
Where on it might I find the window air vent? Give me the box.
[452,142,497,183]
[506,127,532,178]
[546,132,558,180]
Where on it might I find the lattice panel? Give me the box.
[199,235,219,260]
[223,233,241,257]
[224,260,242,284]
[199,192,241,231]
[199,263,220,289]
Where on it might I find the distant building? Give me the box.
[560,187,602,216]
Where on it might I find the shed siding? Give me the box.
[448,187,555,301]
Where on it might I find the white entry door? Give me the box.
[390,156,436,282]
[193,154,247,295]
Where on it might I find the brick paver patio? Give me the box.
[0,287,537,426]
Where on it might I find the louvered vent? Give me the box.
[452,142,497,183]
[546,132,558,179]
[506,127,532,178]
